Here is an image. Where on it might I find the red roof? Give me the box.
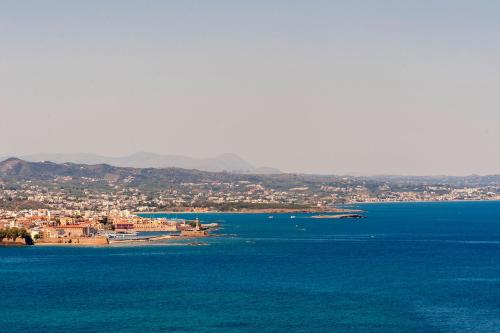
[59,224,90,228]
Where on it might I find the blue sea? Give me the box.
[1,202,500,332]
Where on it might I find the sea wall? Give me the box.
[37,237,109,245]
[180,229,208,237]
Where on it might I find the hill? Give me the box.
[15,152,281,174]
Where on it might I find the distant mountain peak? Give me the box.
[2,157,23,163]
[217,152,244,159]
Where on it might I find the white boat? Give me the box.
[105,231,138,239]
[117,231,138,236]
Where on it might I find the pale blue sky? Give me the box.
[1,1,500,175]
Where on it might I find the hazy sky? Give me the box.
[1,1,500,175]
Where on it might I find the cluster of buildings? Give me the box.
[0,208,212,245]
[2,176,500,221]
[0,180,327,212]
[320,184,500,203]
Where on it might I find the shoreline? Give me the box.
[352,199,500,205]
[135,199,500,215]
[135,208,362,215]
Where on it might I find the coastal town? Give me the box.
[0,208,214,246]
[2,158,500,246]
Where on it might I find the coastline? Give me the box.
[134,199,500,216]
[135,207,363,215]
[352,198,500,205]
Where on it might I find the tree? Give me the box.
[0,227,34,245]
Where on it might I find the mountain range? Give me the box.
[0,158,292,192]
[2,157,500,185]
[0,153,281,174]
[0,157,221,183]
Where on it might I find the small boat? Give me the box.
[290,216,296,219]
[109,231,139,239]
[268,216,274,219]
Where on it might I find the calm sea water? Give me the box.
[1,202,500,333]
